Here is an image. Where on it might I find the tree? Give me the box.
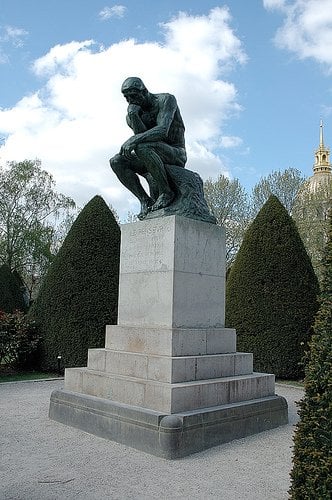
[225,195,319,379]
[289,214,332,498]
[0,310,39,368]
[204,175,251,269]
[293,179,332,284]
[29,195,120,371]
[125,211,138,223]
[251,167,306,214]
[0,160,76,299]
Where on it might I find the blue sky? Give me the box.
[0,0,332,220]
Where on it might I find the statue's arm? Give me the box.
[126,104,147,134]
[120,94,177,158]
[135,94,177,143]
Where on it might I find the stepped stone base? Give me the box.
[64,367,275,413]
[49,389,288,459]
[105,325,237,356]
[49,216,288,458]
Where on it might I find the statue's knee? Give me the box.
[109,154,122,174]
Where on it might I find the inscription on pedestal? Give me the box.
[120,218,174,273]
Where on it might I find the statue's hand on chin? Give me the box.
[127,104,141,115]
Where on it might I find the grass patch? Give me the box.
[0,370,60,383]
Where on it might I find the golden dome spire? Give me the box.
[319,119,324,147]
[314,120,331,175]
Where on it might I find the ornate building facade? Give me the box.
[308,120,332,193]
[293,121,332,282]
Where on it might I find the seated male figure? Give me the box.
[110,77,187,219]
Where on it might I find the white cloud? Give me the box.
[99,5,127,21]
[220,136,243,148]
[33,40,95,76]
[263,0,287,11]
[1,25,29,47]
[0,24,29,63]
[321,104,332,117]
[264,0,332,71]
[0,7,246,220]
[163,7,247,71]
[0,51,8,64]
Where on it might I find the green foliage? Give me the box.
[225,195,319,379]
[251,167,306,214]
[203,169,305,270]
[289,214,332,499]
[29,195,120,370]
[293,179,332,285]
[0,159,76,298]
[204,175,251,269]
[0,371,56,382]
[0,310,39,368]
[0,264,25,312]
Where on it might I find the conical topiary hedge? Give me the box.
[29,195,120,370]
[225,195,319,379]
[289,214,332,498]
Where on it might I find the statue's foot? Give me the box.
[137,197,153,220]
[151,192,174,212]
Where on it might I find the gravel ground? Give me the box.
[0,379,303,500]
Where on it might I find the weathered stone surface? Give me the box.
[49,389,288,459]
[105,325,237,356]
[64,368,275,413]
[49,215,288,458]
[145,166,216,224]
[118,216,225,328]
[87,349,253,383]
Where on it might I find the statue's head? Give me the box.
[121,77,149,107]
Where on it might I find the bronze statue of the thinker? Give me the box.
[110,77,187,220]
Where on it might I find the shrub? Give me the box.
[289,214,332,499]
[225,195,319,378]
[29,195,120,370]
[12,270,29,311]
[0,310,39,368]
[0,264,25,312]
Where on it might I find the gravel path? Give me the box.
[0,379,303,500]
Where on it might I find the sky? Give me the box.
[0,0,332,220]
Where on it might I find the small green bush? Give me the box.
[29,195,120,370]
[225,195,319,379]
[0,264,25,312]
[0,310,39,368]
[289,215,332,499]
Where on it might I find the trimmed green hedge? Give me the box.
[0,264,25,312]
[225,195,319,378]
[289,214,332,498]
[29,195,120,370]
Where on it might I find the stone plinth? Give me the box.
[87,348,253,382]
[117,216,225,328]
[49,215,288,458]
[50,390,287,459]
[105,325,237,356]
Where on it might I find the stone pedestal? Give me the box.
[49,216,288,458]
